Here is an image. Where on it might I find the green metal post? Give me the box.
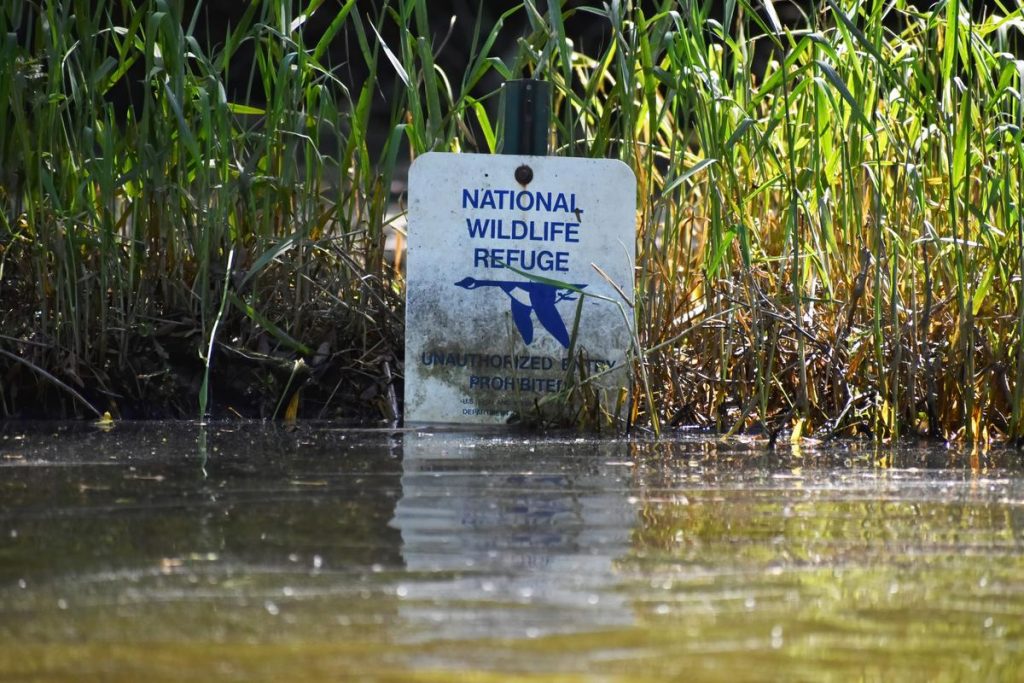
[499,79,551,156]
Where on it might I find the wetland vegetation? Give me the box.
[3,0,1024,443]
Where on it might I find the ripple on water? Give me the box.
[0,423,1022,681]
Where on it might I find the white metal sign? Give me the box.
[404,152,636,424]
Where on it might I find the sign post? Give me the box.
[404,152,636,425]
[499,79,551,156]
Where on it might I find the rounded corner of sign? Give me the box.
[409,151,444,174]
[609,159,638,182]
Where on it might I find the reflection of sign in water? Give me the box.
[405,153,636,424]
[454,277,585,349]
[391,432,636,642]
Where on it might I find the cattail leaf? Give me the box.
[662,158,717,196]
[815,59,872,129]
[312,0,356,63]
[369,21,409,88]
[972,265,995,316]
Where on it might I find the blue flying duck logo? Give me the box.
[455,277,586,349]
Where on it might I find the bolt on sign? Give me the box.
[405,152,636,424]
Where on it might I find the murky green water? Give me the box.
[2,423,1023,682]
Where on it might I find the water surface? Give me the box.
[2,423,1022,681]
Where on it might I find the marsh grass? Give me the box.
[2,0,1024,441]
[1,0,408,418]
